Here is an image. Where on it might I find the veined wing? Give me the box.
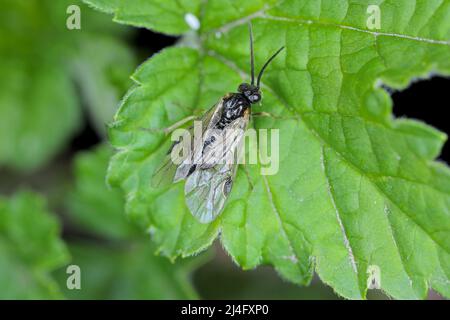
[184,109,250,223]
[198,114,249,170]
[151,98,225,188]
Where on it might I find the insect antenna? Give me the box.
[248,22,255,85]
[256,46,285,88]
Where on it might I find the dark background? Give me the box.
[392,77,450,162]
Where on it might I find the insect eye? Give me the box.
[238,84,249,92]
[251,94,261,102]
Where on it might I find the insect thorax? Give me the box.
[216,93,250,129]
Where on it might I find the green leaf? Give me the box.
[84,0,281,35]
[0,0,134,171]
[0,191,70,299]
[57,242,200,299]
[63,145,203,299]
[65,144,139,240]
[84,0,203,35]
[102,0,450,299]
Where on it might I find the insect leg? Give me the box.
[252,112,296,120]
[252,111,276,118]
[252,111,282,119]
[138,115,196,135]
[242,164,254,189]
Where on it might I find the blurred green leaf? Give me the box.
[98,0,450,299]
[0,191,69,299]
[73,36,136,136]
[0,0,135,171]
[62,145,204,299]
[194,246,343,300]
[65,144,139,240]
[57,242,200,299]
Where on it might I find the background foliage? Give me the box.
[0,0,449,300]
[89,0,450,299]
[0,0,135,171]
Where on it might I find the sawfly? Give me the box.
[152,23,284,223]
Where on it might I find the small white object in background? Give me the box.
[185,13,200,31]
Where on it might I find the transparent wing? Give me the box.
[151,128,192,188]
[198,114,249,169]
[184,162,237,223]
[151,99,224,188]
[184,111,250,223]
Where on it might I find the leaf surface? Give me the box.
[92,0,450,299]
[0,191,69,299]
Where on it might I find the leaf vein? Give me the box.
[320,146,359,276]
